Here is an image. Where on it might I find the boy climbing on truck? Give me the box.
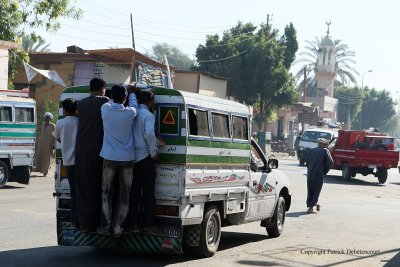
[54,98,79,227]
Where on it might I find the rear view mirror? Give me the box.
[268,159,278,170]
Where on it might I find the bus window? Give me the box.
[0,106,12,122]
[188,108,209,137]
[15,107,34,123]
[212,112,230,139]
[232,115,248,140]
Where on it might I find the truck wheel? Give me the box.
[266,197,286,238]
[299,158,305,166]
[0,160,10,188]
[342,163,351,181]
[198,205,221,257]
[377,168,388,184]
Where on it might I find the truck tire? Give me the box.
[377,168,388,184]
[350,168,357,178]
[198,205,221,257]
[299,158,305,166]
[0,160,10,188]
[342,163,351,181]
[266,197,286,238]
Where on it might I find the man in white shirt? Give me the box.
[54,98,79,227]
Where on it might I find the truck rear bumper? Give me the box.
[57,216,183,254]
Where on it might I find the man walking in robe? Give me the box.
[306,138,333,214]
[33,112,55,176]
[75,77,109,232]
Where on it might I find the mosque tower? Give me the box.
[315,21,337,97]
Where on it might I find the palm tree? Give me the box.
[22,34,51,52]
[294,37,359,96]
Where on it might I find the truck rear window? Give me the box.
[212,112,230,139]
[0,106,12,122]
[232,115,248,140]
[15,107,34,123]
[188,108,209,137]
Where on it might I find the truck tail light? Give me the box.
[155,205,179,217]
[60,165,68,180]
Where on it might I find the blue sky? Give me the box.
[37,0,399,97]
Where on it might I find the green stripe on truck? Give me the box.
[187,155,249,164]
[0,123,36,128]
[188,140,250,149]
[0,132,35,137]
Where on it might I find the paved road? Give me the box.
[1,159,400,267]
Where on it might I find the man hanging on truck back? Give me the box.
[128,90,159,234]
[98,85,138,236]
[75,78,109,232]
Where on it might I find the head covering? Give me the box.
[318,138,329,147]
[44,112,53,120]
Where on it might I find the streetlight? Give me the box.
[348,70,373,130]
[356,70,373,130]
[361,70,373,90]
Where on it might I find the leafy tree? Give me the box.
[146,43,194,70]
[352,87,396,130]
[22,34,51,52]
[333,85,363,126]
[295,37,359,95]
[0,0,81,88]
[194,21,299,130]
[383,114,400,138]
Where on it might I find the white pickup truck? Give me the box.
[0,90,35,187]
[55,85,292,257]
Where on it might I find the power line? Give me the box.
[79,0,128,16]
[55,32,132,45]
[197,50,248,63]
[58,24,255,49]
[79,1,232,30]
[82,10,131,25]
[62,24,131,37]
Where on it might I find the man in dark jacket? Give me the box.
[306,138,333,214]
[75,78,109,231]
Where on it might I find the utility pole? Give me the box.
[265,14,273,38]
[303,66,307,102]
[347,106,351,130]
[130,13,136,50]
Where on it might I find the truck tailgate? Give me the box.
[155,165,183,201]
[354,150,399,168]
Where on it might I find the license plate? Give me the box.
[368,165,377,169]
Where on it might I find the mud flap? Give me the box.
[11,166,30,185]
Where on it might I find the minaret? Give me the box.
[315,21,337,97]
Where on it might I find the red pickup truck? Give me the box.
[329,130,399,184]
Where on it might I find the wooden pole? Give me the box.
[303,66,307,102]
[130,13,136,49]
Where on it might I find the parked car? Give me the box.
[297,127,337,166]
